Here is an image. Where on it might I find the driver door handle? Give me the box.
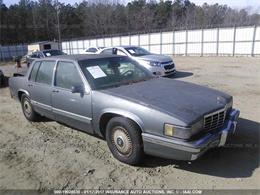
[52,89,59,93]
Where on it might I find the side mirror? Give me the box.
[71,84,84,94]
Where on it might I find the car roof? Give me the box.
[33,49,60,53]
[41,54,121,61]
[102,46,139,49]
[41,49,61,51]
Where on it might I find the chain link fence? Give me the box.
[0,45,28,62]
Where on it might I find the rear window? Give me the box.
[29,61,41,81]
[35,61,55,85]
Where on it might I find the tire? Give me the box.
[21,94,41,122]
[0,75,3,87]
[106,117,144,165]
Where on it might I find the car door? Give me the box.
[51,60,93,133]
[28,60,56,119]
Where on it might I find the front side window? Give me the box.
[117,49,127,56]
[29,61,41,81]
[87,48,98,53]
[79,56,153,90]
[55,61,83,90]
[35,61,55,85]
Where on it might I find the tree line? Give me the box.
[0,0,259,45]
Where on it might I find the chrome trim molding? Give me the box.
[218,130,228,146]
[191,154,199,160]
[53,107,92,123]
[31,100,52,111]
[31,100,92,123]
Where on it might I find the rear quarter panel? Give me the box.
[9,76,29,101]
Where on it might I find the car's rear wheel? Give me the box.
[106,117,143,165]
[21,94,41,121]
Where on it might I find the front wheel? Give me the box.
[106,117,144,165]
[21,94,41,121]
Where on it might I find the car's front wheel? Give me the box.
[21,94,41,121]
[106,117,144,165]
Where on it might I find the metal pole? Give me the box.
[185,29,188,56]
[160,31,162,54]
[201,28,204,57]
[138,34,140,46]
[172,30,175,56]
[55,1,61,50]
[251,25,257,57]
[216,27,219,56]
[232,26,236,57]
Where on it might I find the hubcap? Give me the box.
[112,127,132,156]
[24,99,32,116]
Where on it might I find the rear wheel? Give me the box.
[0,75,3,87]
[106,117,143,165]
[21,94,41,121]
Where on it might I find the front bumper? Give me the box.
[147,66,176,76]
[142,109,240,161]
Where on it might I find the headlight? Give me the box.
[164,124,175,136]
[149,61,161,66]
[164,124,191,139]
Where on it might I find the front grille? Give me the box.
[164,64,174,70]
[204,109,226,131]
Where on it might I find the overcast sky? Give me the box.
[3,0,260,13]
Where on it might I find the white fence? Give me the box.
[62,26,260,57]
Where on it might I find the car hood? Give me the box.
[135,54,173,63]
[102,78,232,125]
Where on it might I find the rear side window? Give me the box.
[35,61,55,85]
[55,61,83,89]
[87,48,97,53]
[100,49,113,54]
[29,61,41,81]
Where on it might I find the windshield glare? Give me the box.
[125,47,151,57]
[79,57,153,90]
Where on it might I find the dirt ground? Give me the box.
[0,57,259,190]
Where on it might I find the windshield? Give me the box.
[79,57,153,90]
[124,47,151,57]
[43,50,65,57]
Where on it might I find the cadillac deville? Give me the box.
[9,54,240,165]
